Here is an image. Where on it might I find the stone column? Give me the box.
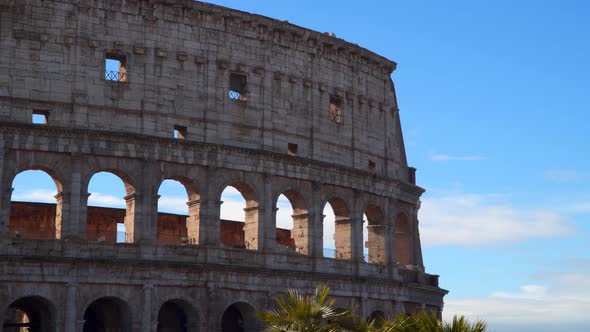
[142,285,154,332]
[367,224,386,264]
[197,167,221,247]
[243,206,261,250]
[0,142,10,238]
[411,203,425,271]
[292,212,310,255]
[186,199,201,245]
[54,191,68,239]
[385,199,397,267]
[309,183,323,258]
[65,154,85,239]
[335,217,353,260]
[261,174,275,251]
[65,283,78,332]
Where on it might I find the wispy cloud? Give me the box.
[420,193,570,247]
[430,154,485,161]
[445,266,590,329]
[544,169,583,182]
[11,189,56,203]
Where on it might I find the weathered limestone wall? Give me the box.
[0,0,409,180]
[0,0,446,331]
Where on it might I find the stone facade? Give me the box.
[0,0,447,331]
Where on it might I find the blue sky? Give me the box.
[10,1,590,331]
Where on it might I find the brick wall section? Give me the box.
[9,201,295,249]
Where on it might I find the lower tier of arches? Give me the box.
[0,247,446,332]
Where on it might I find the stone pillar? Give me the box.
[243,206,261,250]
[385,199,397,268]
[124,193,138,243]
[0,142,10,238]
[197,168,221,247]
[292,212,310,255]
[142,285,154,332]
[411,203,425,271]
[124,191,158,244]
[65,283,78,332]
[54,191,67,239]
[393,300,405,314]
[186,199,201,245]
[261,174,275,251]
[367,224,386,264]
[64,154,85,239]
[309,183,323,258]
[335,217,353,260]
[360,296,368,320]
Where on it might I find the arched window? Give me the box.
[220,183,258,250]
[10,169,62,239]
[3,296,56,332]
[275,190,308,255]
[221,302,260,332]
[322,197,351,260]
[83,297,131,332]
[86,172,132,243]
[157,300,199,332]
[156,179,195,245]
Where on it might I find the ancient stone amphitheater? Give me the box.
[0,0,447,331]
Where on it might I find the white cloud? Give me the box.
[157,196,188,214]
[11,189,57,203]
[444,270,590,329]
[430,154,484,161]
[420,194,570,247]
[544,169,583,182]
[88,192,125,208]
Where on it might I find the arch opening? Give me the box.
[275,190,308,255]
[395,213,413,266]
[82,297,130,332]
[363,205,386,265]
[368,310,386,327]
[220,184,258,250]
[221,302,259,332]
[157,300,198,332]
[9,169,62,239]
[86,171,134,243]
[2,296,56,332]
[322,197,351,260]
[157,179,200,245]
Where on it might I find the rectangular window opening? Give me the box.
[229,73,248,101]
[329,96,343,124]
[105,54,127,82]
[116,223,126,243]
[288,143,298,156]
[174,125,187,140]
[32,110,48,125]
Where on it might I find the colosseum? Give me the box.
[0,0,447,331]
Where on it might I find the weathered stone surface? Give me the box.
[0,0,446,331]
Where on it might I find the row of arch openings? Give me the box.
[3,295,406,332]
[8,169,414,266]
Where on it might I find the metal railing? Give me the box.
[105,70,127,82]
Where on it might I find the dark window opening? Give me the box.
[288,143,298,156]
[32,110,48,124]
[368,160,376,173]
[174,125,187,140]
[229,73,248,101]
[329,96,343,124]
[105,54,127,82]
